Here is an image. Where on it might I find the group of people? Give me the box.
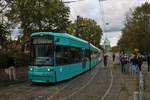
[103,51,150,74]
[120,52,150,74]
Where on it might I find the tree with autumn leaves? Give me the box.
[118,2,150,53]
[5,0,70,43]
[1,0,103,50]
[67,16,103,48]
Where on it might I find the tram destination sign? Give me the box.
[33,38,53,44]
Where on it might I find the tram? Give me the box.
[28,32,102,83]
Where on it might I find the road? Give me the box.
[0,61,115,100]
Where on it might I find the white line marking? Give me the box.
[47,64,100,100]
[47,84,68,100]
[100,63,114,100]
[63,66,99,100]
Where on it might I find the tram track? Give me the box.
[21,65,98,100]
[0,63,107,100]
[62,66,99,100]
[47,64,99,100]
[100,61,114,100]
[1,64,98,100]
[58,58,113,100]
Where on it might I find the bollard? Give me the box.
[139,71,144,100]
[133,91,139,100]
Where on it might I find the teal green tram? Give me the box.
[28,32,102,83]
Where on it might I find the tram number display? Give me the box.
[33,38,53,44]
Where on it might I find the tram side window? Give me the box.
[86,50,90,60]
[70,47,82,63]
[91,51,94,59]
[55,46,70,65]
[94,51,97,59]
[81,49,85,61]
[83,49,89,61]
[91,51,97,59]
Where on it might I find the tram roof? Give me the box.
[31,32,100,51]
[31,32,89,44]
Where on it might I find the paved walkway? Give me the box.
[0,67,28,87]
[112,58,150,100]
[142,62,150,100]
[104,56,138,100]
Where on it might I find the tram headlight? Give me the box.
[30,68,33,71]
[48,69,50,71]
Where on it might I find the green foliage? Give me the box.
[0,51,8,67]
[118,2,150,53]
[67,17,103,48]
[0,50,29,68]
[6,0,70,41]
[0,23,9,48]
[14,52,29,67]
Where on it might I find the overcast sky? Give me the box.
[12,0,150,46]
[64,0,150,46]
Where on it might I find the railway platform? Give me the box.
[142,62,150,100]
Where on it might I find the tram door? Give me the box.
[89,48,91,69]
[82,49,86,70]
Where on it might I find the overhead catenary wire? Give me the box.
[99,0,106,33]
[98,0,107,47]
[63,0,85,21]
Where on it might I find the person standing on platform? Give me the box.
[7,56,17,80]
[103,53,108,68]
[147,53,150,72]
[120,54,125,73]
[130,54,139,75]
[123,54,129,73]
[137,53,143,71]
[112,53,116,62]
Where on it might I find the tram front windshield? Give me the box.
[30,37,54,66]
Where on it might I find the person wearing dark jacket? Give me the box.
[120,54,125,72]
[112,53,116,62]
[7,56,17,80]
[103,54,108,68]
[121,54,129,73]
[137,53,143,71]
[147,53,150,72]
[130,55,139,75]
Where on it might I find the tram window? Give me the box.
[81,50,85,61]
[30,44,54,66]
[85,50,90,60]
[70,47,82,63]
[90,51,93,59]
[55,46,70,65]
[55,46,82,65]
[81,49,89,61]
[91,51,97,59]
